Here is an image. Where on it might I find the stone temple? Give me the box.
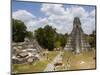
[64,17,91,54]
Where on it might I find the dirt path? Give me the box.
[44,51,63,72]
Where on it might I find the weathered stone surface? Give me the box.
[64,17,91,54]
[12,39,42,64]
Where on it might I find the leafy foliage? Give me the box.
[55,34,67,48]
[35,25,68,50]
[26,31,33,39]
[12,19,68,49]
[12,19,27,42]
[86,31,96,48]
[35,25,56,50]
[12,19,33,42]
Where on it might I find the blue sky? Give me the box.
[12,0,96,34]
[12,0,95,17]
[12,1,45,18]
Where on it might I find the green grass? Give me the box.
[62,50,96,70]
[12,60,48,73]
[47,51,59,62]
[12,50,59,73]
[12,50,96,73]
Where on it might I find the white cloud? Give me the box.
[69,6,88,18]
[90,9,95,17]
[12,4,95,35]
[13,10,37,31]
[82,18,95,34]
[13,10,36,22]
[81,9,95,34]
[27,17,48,31]
[41,4,66,16]
[41,4,95,34]
[13,10,48,32]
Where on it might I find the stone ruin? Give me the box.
[64,17,91,54]
[12,38,43,64]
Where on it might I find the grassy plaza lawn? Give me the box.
[62,49,96,70]
[12,49,96,73]
[12,51,59,73]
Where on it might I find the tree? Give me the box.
[35,25,68,50]
[12,19,27,42]
[55,41,61,48]
[60,34,67,48]
[89,31,96,48]
[26,31,33,39]
[86,30,96,48]
[35,25,56,50]
[55,34,67,48]
[35,28,45,48]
